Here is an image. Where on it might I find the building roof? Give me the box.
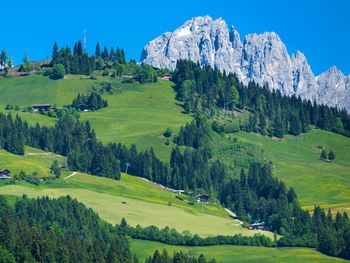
[32,104,51,107]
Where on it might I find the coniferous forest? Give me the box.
[172,60,350,138]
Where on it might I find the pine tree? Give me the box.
[328,150,335,161]
[51,42,59,65]
[95,43,101,58]
[321,150,327,160]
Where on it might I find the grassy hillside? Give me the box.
[130,239,348,263]
[0,75,191,160]
[0,147,66,177]
[231,130,350,211]
[0,75,96,106]
[80,79,191,160]
[0,150,272,238]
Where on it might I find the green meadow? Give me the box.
[0,162,272,238]
[129,239,348,263]
[0,75,191,160]
[79,79,191,160]
[0,147,66,177]
[231,130,350,211]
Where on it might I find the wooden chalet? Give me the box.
[195,194,210,204]
[249,222,266,230]
[32,104,51,111]
[0,169,11,179]
[161,73,171,81]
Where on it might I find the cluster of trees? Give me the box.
[0,195,138,263]
[174,116,210,149]
[50,41,158,83]
[0,113,25,155]
[320,149,335,161]
[279,207,350,259]
[71,91,108,111]
[169,147,225,192]
[51,41,95,75]
[95,42,126,67]
[120,219,273,247]
[18,54,33,73]
[220,163,299,228]
[146,250,215,263]
[50,160,61,177]
[0,49,13,77]
[172,60,350,138]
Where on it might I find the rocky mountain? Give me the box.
[141,16,350,112]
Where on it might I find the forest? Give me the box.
[172,60,350,138]
[0,195,136,262]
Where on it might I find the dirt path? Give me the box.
[64,172,77,180]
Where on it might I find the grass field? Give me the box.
[231,130,350,211]
[129,239,348,263]
[0,146,66,177]
[0,75,191,160]
[80,79,191,160]
[0,170,272,238]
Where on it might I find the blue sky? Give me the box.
[1,0,349,75]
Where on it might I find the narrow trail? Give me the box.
[224,208,237,218]
[64,172,77,180]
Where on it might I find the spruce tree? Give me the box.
[95,42,101,58]
[328,150,335,161]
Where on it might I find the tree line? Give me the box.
[120,218,273,247]
[172,60,350,138]
[50,41,158,83]
[71,91,108,111]
[0,195,138,263]
[145,250,215,263]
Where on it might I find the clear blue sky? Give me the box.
[1,0,349,75]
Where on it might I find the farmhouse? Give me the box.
[161,73,171,81]
[32,104,51,112]
[195,194,209,204]
[249,222,265,230]
[172,189,185,194]
[0,169,11,179]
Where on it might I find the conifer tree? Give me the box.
[328,150,335,161]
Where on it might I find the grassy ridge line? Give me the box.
[129,239,348,263]
[231,130,350,210]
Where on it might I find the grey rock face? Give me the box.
[141,16,350,112]
[317,67,350,110]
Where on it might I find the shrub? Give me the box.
[50,64,65,80]
[164,128,172,138]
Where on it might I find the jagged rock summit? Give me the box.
[141,16,350,112]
